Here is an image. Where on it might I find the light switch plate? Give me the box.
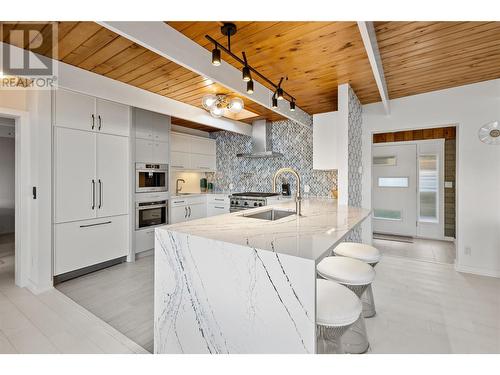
[445,181,453,188]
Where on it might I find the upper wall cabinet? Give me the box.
[313,111,342,170]
[55,89,130,137]
[134,108,170,142]
[170,132,216,171]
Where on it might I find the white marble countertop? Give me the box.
[160,198,370,261]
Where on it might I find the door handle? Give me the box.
[98,179,102,209]
[184,207,188,218]
[80,221,112,228]
[91,114,95,130]
[91,179,95,209]
[188,206,191,217]
[98,115,102,130]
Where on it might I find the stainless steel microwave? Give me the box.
[135,199,168,230]
[135,163,168,193]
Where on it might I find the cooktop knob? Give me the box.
[244,201,248,206]
[254,202,258,206]
[235,201,239,205]
[231,201,235,204]
[258,203,263,206]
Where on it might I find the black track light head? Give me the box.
[276,87,284,100]
[212,47,221,66]
[247,80,254,94]
[290,100,296,111]
[242,66,251,82]
[272,96,278,108]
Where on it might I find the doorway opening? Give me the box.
[371,126,457,264]
[0,117,16,280]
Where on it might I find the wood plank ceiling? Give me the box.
[3,21,500,127]
[167,21,381,114]
[0,21,282,124]
[374,21,500,99]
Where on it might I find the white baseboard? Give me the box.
[27,280,54,295]
[455,264,500,278]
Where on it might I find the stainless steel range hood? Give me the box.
[237,119,283,158]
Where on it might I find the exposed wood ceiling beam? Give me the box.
[98,21,312,127]
[357,21,390,114]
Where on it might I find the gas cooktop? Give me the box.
[230,192,280,198]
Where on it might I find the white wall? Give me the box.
[0,134,15,234]
[362,79,500,277]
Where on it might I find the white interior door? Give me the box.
[372,144,417,236]
[96,134,129,217]
[54,127,96,223]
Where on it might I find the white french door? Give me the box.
[372,140,445,239]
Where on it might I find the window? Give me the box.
[378,177,409,188]
[419,155,438,222]
[373,209,402,220]
[373,156,396,166]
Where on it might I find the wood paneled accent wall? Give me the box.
[373,126,457,238]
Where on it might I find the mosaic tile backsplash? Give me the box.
[209,119,337,197]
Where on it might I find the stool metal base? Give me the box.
[362,284,376,318]
[340,284,370,354]
[316,325,349,354]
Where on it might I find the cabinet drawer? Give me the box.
[207,203,229,217]
[135,228,155,253]
[54,215,129,275]
[207,195,230,205]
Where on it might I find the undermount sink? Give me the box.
[242,209,296,221]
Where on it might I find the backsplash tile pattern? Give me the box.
[209,119,337,197]
[345,86,363,242]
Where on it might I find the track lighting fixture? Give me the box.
[206,23,298,112]
[211,47,221,66]
[247,80,254,94]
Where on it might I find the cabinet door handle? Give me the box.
[215,206,225,209]
[98,115,102,130]
[98,179,102,209]
[174,200,185,204]
[80,220,111,228]
[91,179,95,209]
[184,207,188,218]
[172,165,184,168]
[188,206,191,217]
[91,114,95,130]
[214,198,225,201]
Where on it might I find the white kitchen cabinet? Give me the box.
[313,111,342,170]
[153,141,169,164]
[152,112,170,142]
[135,138,153,163]
[170,151,190,169]
[190,153,216,171]
[54,128,129,223]
[134,108,170,141]
[171,205,189,224]
[207,204,229,217]
[54,214,129,275]
[97,134,129,217]
[191,136,216,155]
[187,203,206,221]
[54,127,97,223]
[170,132,217,171]
[135,228,155,253]
[55,89,95,131]
[55,89,130,136]
[170,132,191,152]
[96,99,130,137]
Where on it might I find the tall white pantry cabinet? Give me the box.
[53,88,130,277]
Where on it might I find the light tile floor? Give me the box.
[373,237,456,264]
[0,243,148,354]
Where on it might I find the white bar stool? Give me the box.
[333,242,382,318]
[317,256,375,354]
[316,279,362,354]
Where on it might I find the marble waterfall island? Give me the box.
[154,198,370,354]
